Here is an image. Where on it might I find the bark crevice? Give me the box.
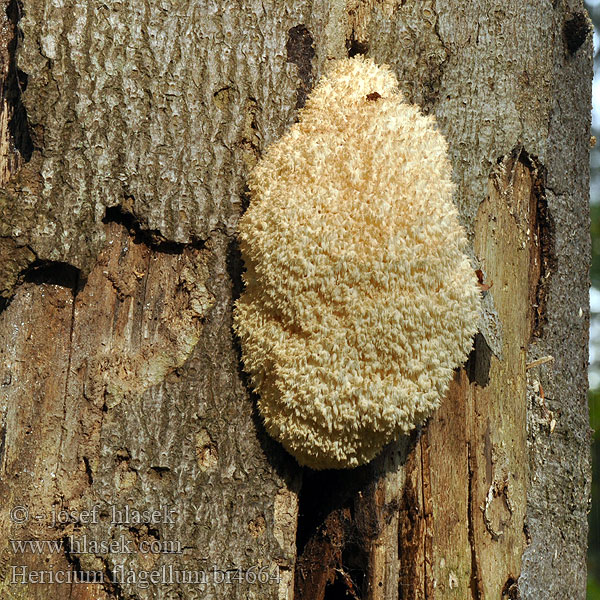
[286,25,315,110]
[4,0,33,165]
[467,442,483,600]
[103,205,207,254]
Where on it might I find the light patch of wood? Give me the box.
[248,514,266,537]
[0,5,12,185]
[274,486,299,600]
[396,153,540,598]
[274,487,299,553]
[426,373,472,599]
[0,98,11,184]
[465,155,537,596]
[195,429,219,472]
[80,222,214,409]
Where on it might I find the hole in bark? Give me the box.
[340,541,366,593]
[22,260,81,291]
[286,25,315,110]
[502,576,520,599]
[5,0,34,161]
[346,35,369,57]
[240,186,251,213]
[150,465,170,474]
[227,236,245,304]
[533,197,554,337]
[296,441,414,600]
[296,470,339,557]
[82,456,93,484]
[466,333,491,387]
[324,569,360,599]
[563,12,590,55]
[295,467,384,599]
[0,422,6,469]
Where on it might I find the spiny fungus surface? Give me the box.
[234,56,481,470]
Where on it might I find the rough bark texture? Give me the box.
[0,0,592,599]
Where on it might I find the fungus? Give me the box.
[234,56,481,469]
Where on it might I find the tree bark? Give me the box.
[0,1,592,599]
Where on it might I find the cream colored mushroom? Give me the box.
[234,56,481,469]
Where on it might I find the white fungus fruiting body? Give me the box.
[234,56,481,470]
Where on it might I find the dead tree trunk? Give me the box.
[0,1,592,599]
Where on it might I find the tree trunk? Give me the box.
[0,1,592,599]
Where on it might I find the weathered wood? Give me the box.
[398,152,542,598]
[0,219,300,599]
